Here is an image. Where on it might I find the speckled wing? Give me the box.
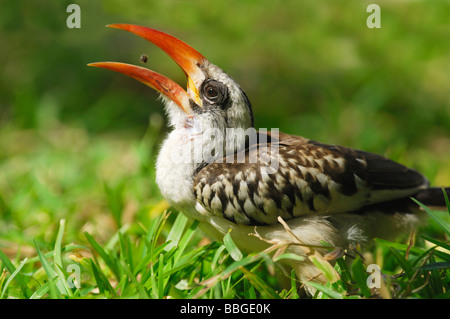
[193,132,429,225]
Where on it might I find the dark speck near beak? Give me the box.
[140,54,148,63]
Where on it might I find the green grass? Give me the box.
[0,122,448,299]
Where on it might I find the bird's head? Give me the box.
[89,24,253,134]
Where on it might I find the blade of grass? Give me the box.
[0,270,6,293]
[24,244,89,265]
[89,259,116,297]
[240,267,280,299]
[118,231,134,273]
[419,261,450,271]
[211,244,226,271]
[158,253,165,299]
[374,238,423,255]
[427,255,444,296]
[105,224,130,252]
[173,220,198,265]
[243,278,257,299]
[191,251,267,298]
[0,258,28,299]
[84,232,120,280]
[273,253,305,263]
[34,240,64,298]
[147,210,170,246]
[412,198,450,236]
[389,247,413,275]
[54,219,65,268]
[29,276,60,299]
[336,257,352,289]
[165,213,188,251]
[421,234,450,252]
[223,231,243,261]
[137,242,172,283]
[53,219,73,297]
[308,253,339,283]
[104,182,124,228]
[289,270,300,299]
[442,188,450,215]
[0,194,11,220]
[302,281,344,299]
[351,257,371,298]
[68,252,92,271]
[123,263,150,298]
[0,250,32,298]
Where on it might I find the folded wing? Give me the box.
[193,132,429,225]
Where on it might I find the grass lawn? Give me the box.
[0,120,449,299]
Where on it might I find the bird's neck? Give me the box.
[155,129,198,213]
[155,118,250,213]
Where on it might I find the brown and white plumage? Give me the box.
[90,24,449,291]
[194,131,429,226]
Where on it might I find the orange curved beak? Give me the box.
[88,24,207,115]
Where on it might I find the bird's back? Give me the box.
[194,131,430,225]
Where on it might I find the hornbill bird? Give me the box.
[89,24,449,290]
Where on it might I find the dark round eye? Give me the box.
[201,80,228,106]
[206,85,219,99]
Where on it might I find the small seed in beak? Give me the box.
[140,54,148,63]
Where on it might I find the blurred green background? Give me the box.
[0,0,449,248]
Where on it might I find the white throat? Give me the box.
[155,95,251,218]
[155,109,216,206]
[155,127,199,211]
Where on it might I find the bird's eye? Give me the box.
[201,80,228,106]
[206,86,219,98]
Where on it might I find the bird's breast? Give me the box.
[155,130,213,221]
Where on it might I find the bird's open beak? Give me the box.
[88,24,206,116]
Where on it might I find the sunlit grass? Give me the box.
[0,122,448,299]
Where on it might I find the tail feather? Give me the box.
[413,187,450,208]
